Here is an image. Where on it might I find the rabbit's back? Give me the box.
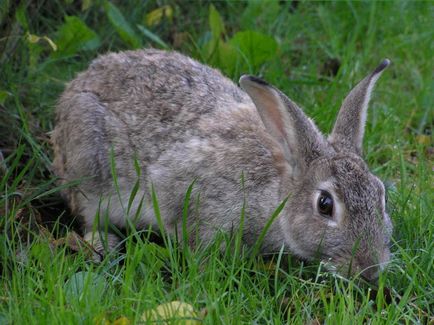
[63,49,249,115]
[54,49,255,184]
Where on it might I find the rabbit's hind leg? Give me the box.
[83,231,121,262]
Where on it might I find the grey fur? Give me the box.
[52,49,392,282]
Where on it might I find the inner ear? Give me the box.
[241,81,293,159]
[253,88,287,137]
[329,59,390,155]
[240,75,331,172]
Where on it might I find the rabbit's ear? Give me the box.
[329,59,390,155]
[240,76,329,173]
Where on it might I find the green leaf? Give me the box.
[209,4,225,40]
[145,242,169,260]
[204,30,278,77]
[229,30,278,68]
[104,1,141,48]
[64,271,107,303]
[137,25,169,49]
[215,42,239,76]
[52,16,100,58]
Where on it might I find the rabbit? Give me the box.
[52,49,393,282]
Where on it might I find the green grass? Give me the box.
[1,0,433,323]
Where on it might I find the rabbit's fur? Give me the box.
[52,49,393,281]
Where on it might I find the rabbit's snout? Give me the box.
[357,258,388,282]
[348,242,391,282]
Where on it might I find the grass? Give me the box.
[0,0,433,323]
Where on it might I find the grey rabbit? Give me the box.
[52,49,393,282]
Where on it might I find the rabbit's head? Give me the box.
[240,60,393,282]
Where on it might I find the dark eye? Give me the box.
[318,191,333,217]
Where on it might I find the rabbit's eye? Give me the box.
[318,191,333,217]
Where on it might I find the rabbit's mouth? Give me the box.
[320,260,379,282]
[319,249,390,283]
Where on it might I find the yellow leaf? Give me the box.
[43,36,57,51]
[92,314,110,325]
[112,316,131,325]
[141,301,201,324]
[82,0,92,11]
[145,5,173,27]
[26,33,57,51]
[27,33,40,43]
[416,135,431,146]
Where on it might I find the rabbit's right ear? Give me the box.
[240,76,330,174]
[329,59,390,155]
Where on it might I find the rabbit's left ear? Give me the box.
[329,59,390,155]
[240,75,330,175]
